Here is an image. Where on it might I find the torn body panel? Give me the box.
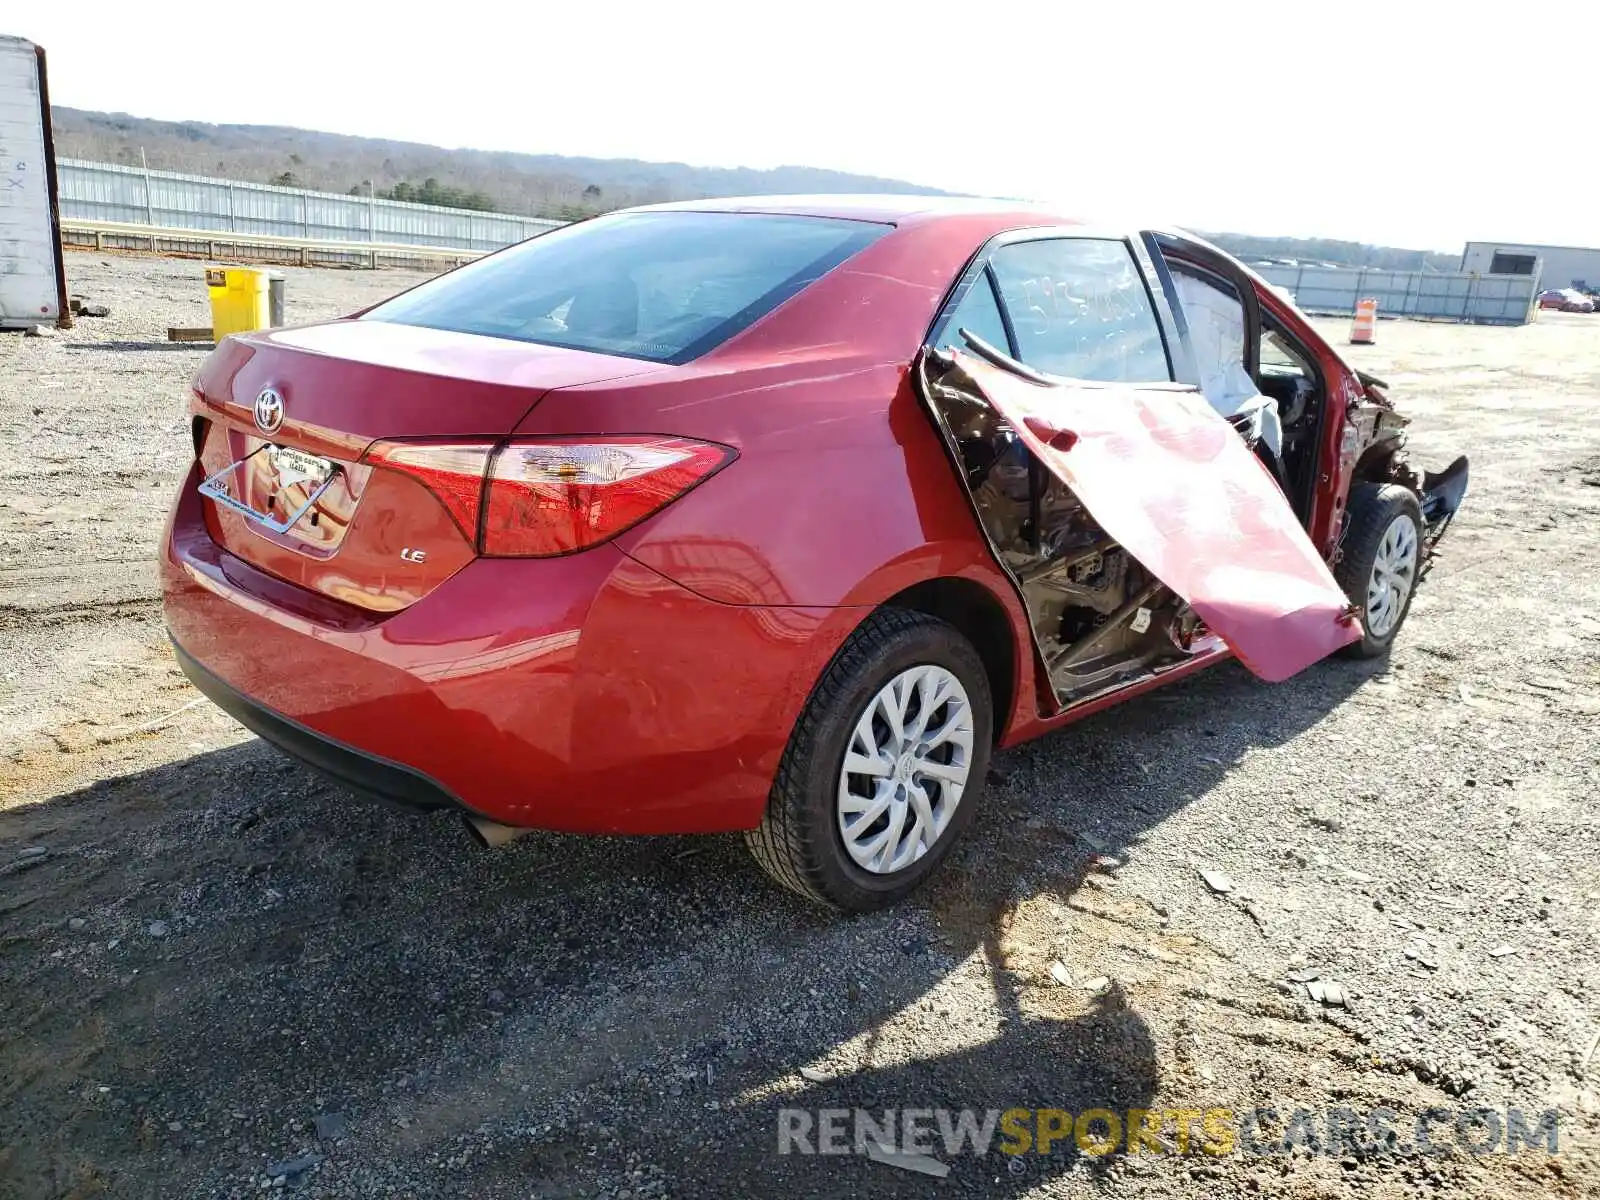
[1339,381,1469,569]
[917,348,1361,696]
[918,354,1206,711]
[1417,454,1470,574]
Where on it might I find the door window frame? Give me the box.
[1154,229,1332,521]
[1148,231,1264,384]
[925,227,1194,387]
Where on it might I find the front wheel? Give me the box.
[1335,482,1425,658]
[744,607,993,912]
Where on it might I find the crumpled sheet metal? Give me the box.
[953,352,1360,682]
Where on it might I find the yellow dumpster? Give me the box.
[204,267,271,339]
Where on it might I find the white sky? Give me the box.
[14,1,1597,251]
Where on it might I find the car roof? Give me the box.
[631,193,1085,227]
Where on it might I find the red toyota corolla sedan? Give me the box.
[162,197,1467,910]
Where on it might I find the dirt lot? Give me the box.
[2,252,1598,1199]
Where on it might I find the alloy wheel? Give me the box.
[1367,513,1419,637]
[836,665,975,875]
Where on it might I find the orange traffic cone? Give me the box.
[1350,297,1378,344]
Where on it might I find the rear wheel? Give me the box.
[745,608,993,911]
[1335,482,1424,658]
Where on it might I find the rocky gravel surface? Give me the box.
[2,253,1598,1198]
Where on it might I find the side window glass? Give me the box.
[934,272,1010,355]
[1170,266,1256,410]
[989,239,1171,382]
[1261,326,1310,377]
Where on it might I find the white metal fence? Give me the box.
[53,159,1542,325]
[56,158,563,253]
[1256,263,1538,326]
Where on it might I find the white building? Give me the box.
[0,36,68,328]
[1460,241,1600,291]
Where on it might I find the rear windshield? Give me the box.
[364,211,889,363]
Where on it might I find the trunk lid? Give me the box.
[199,320,664,440]
[191,320,663,613]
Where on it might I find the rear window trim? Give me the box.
[363,211,894,367]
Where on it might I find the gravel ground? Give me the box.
[2,253,1598,1199]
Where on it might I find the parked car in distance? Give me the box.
[162,197,1468,910]
[1538,288,1595,312]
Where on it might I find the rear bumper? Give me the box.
[173,638,460,811]
[162,464,862,834]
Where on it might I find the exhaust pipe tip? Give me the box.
[463,813,534,849]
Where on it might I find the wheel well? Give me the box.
[1351,438,1426,510]
[884,577,1016,741]
[1352,441,1397,482]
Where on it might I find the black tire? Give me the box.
[744,607,994,912]
[1334,482,1425,658]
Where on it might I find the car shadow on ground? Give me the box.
[0,654,1381,1197]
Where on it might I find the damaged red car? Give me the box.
[162,198,1469,910]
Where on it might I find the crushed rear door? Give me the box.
[945,350,1360,682]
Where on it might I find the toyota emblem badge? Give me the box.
[253,387,285,434]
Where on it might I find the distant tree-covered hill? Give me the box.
[49,108,949,220]
[51,108,1457,266]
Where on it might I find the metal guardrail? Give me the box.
[55,159,1541,325]
[59,218,487,270]
[56,158,565,255]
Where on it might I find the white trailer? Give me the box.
[0,35,68,329]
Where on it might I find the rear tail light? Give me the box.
[365,435,732,556]
[483,437,730,556]
[365,441,493,537]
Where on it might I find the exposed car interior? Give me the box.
[1254,317,1326,521]
[916,240,1334,707]
[918,350,1208,708]
[1162,259,1330,526]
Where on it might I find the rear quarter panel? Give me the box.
[581,363,999,608]
[516,214,1052,728]
[521,213,1054,605]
